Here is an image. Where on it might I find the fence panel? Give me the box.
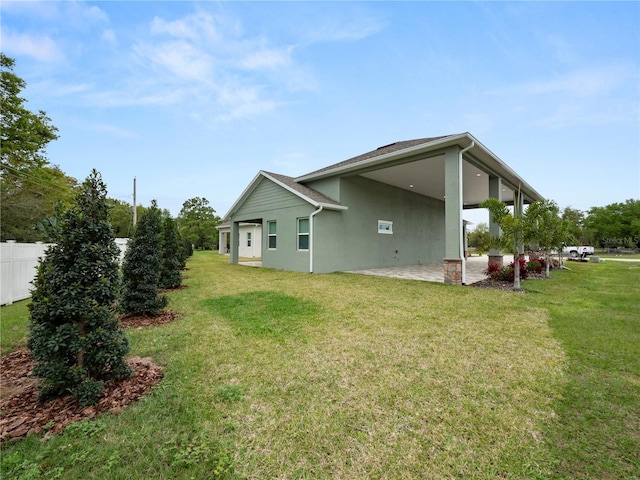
[0,239,129,306]
[1,241,51,305]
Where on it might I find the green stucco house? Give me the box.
[223,132,543,284]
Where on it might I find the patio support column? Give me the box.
[230,221,239,264]
[443,146,463,284]
[488,175,503,266]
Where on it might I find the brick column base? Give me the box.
[488,255,504,267]
[443,258,462,285]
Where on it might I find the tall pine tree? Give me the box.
[28,170,130,406]
[119,200,167,316]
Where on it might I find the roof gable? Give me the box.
[224,170,347,219]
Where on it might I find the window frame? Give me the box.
[378,220,393,234]
[267,221,277,250]
[297,217,310,251]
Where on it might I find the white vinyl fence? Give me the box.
[0,239,128,306]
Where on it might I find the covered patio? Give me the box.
[238,255,493,284]
[345,255,490,284]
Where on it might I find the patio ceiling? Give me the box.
[360,155,516,209]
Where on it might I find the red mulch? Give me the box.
[0,310,180,443]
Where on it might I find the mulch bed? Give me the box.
[0,310,180,444]
[118,309,181,329]
[469,272,549,292]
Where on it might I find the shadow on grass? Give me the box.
[203,291,323,340]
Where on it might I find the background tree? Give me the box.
[2,165,78,242]
[467,222,491,255]
[159,216,183,289]
[177,197,220,250]
[119,200,167,316]
[28,170,130,406]
[107,198,134,238]
[583,199,640,249]
[1,53,78,241]
[561,206,586,245]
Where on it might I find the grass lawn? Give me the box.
[1,252,638,479]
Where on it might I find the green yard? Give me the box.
[2,252,639,479]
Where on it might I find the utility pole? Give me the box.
[133,177,137,227]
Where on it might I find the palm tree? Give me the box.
[524,199,571,277]
[480,190,531,291]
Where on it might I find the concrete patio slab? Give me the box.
[238,256,492,284]
[346,256,490,284]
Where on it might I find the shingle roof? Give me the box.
[262,171,344,207]
[297,135,455,179]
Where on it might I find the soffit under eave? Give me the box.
[463,148,544,204]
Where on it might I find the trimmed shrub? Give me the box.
[527,257,546,274]
[28,170,131,406]
[159,216,182,289]
[484,257,530,282]
[120,200,167,316]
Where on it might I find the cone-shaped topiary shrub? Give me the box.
[180,234,193,266]
[159,216,182,289]
[28,170,131,406]
[119,200,167,316]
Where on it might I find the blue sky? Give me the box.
[2,1,638,225]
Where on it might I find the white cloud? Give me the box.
[2,0,108,26]
[300,14,385,43]
[62,1,109,24]
[134,40,214,83]
[509,65,633,98]
[215,84,279,122]
[101,29,117,45]
[0,30,64,62]
[124,10,298,121]
[0,1,61,20]
[483,64,639,129]
[83,86,186,108]
[30,80,92,97]
[150,11,220,42]
[90,123,137,139]
[239,46,292,70]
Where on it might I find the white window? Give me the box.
[297,218,309,250]
[378,220,393,234]
[268,221,277,249]
[247,232,252,247]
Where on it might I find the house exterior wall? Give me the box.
[305,177,340,202]
[311,176,446,273]
[232,177,314,272]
